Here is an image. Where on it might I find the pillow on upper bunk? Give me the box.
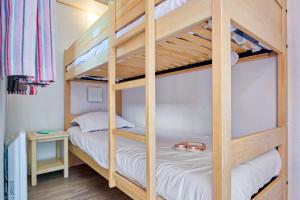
[71,111,135,133]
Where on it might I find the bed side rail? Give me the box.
[64,11,110,67]
[227,0,283,53]
[252,176,284,200]
[231,127,284,167]
[115,0,164,32]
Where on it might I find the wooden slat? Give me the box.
[115,0,164,32]
[160,41,208,60]
[114,24,145,47]
[157,43,203,62]
[108,1,117,188]
[168,37,211,57]
[190,26,245,53]
[253,176,284,200]
[231,128,284,166]
[228,0,283,52]
[179,33,212,50]
[113,129,146,143]
[212,0,232,199]
[113,78,145,90]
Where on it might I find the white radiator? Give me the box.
[4,131,27,200]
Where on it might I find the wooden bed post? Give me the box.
[64,76,71,130]
[145,0,156,199]
[212,0,232,200]
[108,0,117,188]
[116,91,122,116]
[278,0,288,199]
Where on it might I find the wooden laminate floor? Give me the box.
[28,164,131,200]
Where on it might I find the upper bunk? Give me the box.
[64,0,285,82]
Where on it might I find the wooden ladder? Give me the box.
[108,1,157,200]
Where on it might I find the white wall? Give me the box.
[123,57,277,139]
[288,0,300,199]
[71,82,108,115]
[0,79,6,200]
[5,3,100,160]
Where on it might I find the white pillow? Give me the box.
[71,111,135,133]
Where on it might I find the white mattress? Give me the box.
[69,126,281,200]
[67,0,190,72]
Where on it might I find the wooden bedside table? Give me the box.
[28,131,69,186]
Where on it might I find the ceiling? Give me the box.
[57,0,108,16]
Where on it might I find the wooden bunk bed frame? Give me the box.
[64,0,288,200]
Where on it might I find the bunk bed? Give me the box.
[64,0,287,200]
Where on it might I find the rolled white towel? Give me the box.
[231,51,239,66]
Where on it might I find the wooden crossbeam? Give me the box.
[231,128,284,166]
[113,78,146,90]
[114,24,145,47]
[113,129,146,143]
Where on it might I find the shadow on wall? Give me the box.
[122,57,277,138]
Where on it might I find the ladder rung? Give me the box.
[113,24,145,47]
[113,78,145,91]
[113,129,146,143]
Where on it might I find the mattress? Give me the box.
[68,126,281,200]
[66,0,264,73]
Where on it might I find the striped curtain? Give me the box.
[0,0,56,84]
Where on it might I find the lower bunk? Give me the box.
[68,125,282,200]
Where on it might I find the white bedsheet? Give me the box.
[69,126,281,200]
[66,0,190,71]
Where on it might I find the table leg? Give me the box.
[56,140,61,159]
[31,140,37,186]
[63,137,69,178]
